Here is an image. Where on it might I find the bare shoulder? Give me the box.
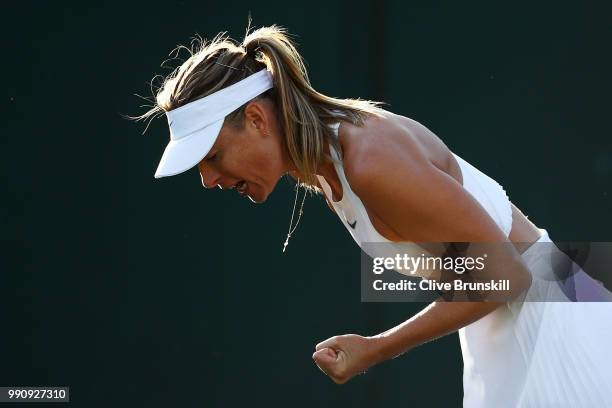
[338,110,445,192]
[335,111,511,242]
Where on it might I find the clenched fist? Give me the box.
[312,334,381,384]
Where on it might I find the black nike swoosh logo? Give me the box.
[348,220,357,229]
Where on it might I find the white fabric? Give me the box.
[154,68,274,178]
[317,121,612,407]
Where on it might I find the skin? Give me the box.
[197,98,295,203]
[198,99,545,385]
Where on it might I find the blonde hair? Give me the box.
[132,22,387,189]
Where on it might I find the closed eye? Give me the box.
[206,153,217,162]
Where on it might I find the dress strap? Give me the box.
[327,121,342,161]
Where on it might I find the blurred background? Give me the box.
[2,1,611,406]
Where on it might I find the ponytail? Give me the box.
[242,24,386,187]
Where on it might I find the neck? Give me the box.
[282,140,343,200]
[315,142,344,201]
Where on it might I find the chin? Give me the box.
[249,177,280,204]
[247,185,269,204]
[248,196,265,204]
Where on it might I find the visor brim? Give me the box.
[154,118,224,179]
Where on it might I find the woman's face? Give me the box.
[197,99,292,203]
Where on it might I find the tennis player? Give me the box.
[135,24,612,407]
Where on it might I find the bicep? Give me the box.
[350,151,531,296]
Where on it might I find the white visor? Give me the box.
[154,68,274,178]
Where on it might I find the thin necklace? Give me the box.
[283,178,307,253]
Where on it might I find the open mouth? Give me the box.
[234,180,248,196]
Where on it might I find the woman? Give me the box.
[135,24,612,407]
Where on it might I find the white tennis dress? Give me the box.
[316,121,612,407]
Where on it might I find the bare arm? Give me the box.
[313,116,531,383]
[371,300,502,362]
[348,116,531,341]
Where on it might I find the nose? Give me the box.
[199,164,221,189]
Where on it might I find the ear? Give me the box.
[244,100,271,136]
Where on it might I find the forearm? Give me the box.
[360,237,531,362]
[370,300,503,363]
[367,248,533,364]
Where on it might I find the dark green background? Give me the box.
[3,1,610,407]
